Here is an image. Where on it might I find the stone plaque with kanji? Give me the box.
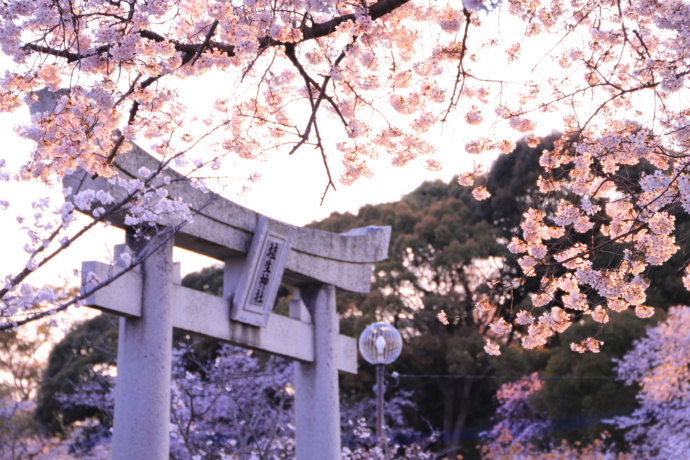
[230,216,293,326]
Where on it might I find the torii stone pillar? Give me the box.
[294,285,341,459]
[112,234,174,460]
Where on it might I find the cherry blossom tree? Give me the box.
[0,320,63,458]
[49,339,295,458]
[481,373,550,448]
[607,306,690,459]
[484,307,690,458]
[481,373,630,460]
[0,122,198,331]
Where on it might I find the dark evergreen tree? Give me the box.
[36,314,118,434]
[311,169,544,453]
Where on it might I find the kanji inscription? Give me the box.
[248,237,284,310]
[230,216,293,327]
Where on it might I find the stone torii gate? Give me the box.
[63,144,391,459]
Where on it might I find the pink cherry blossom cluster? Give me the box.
[0,0,535,193]
[480,5,690,348]
[0,148,197,330]
[608,306,690,458]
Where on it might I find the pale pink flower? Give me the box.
[490,318,513,336]
[516,311,535,325]
[635,305,654,319]
[591,305,609,323]
[457,173,473,186]
[485,340,501,356]
[438,310,450,325]
[472,186,491,200]
[571,337,603,354]
[465,107,483,125]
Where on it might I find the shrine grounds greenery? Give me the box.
[10,137,689,458]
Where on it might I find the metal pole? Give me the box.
[376,364,385,445]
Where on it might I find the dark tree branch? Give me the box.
[104,75,162,165]
[190,19,220,66]
[442,8,472,122]
[284,43,348,127]
[286,46,351,156]
[311,118,336,205]
[27,0,413,65]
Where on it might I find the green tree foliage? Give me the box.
[311,153,553,452]
[179,265,224,297]
[35,315,118,434]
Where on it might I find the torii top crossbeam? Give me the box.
[64,142,391,295]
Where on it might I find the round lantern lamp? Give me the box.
[358,322,403,445]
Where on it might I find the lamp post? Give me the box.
[359,322,403,446]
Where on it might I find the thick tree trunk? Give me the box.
[441,386,456,446]
[442,379,474,450]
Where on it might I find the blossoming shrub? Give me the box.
[608,306,690,459]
